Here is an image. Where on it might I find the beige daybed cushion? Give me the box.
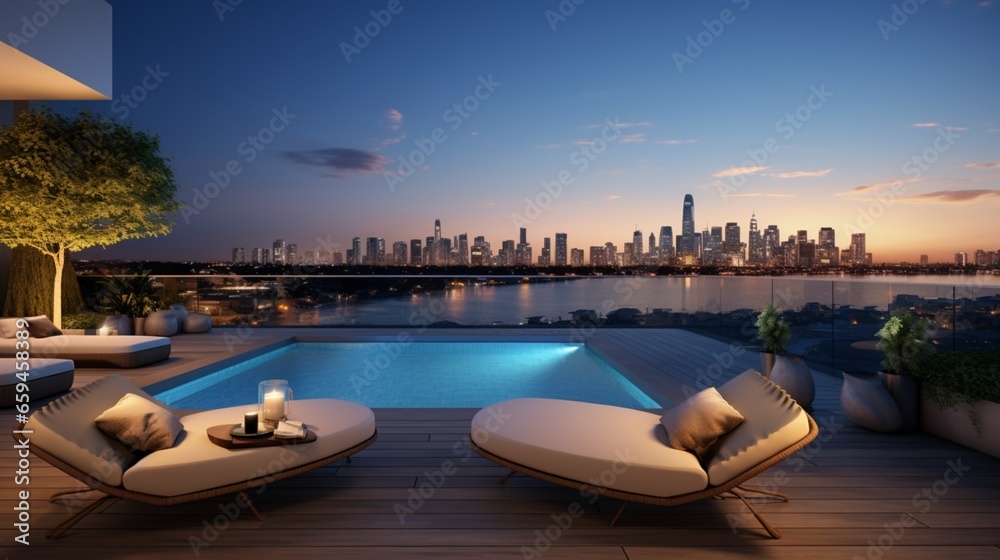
[0,358,74,386]
[704,369,811,486]
[24,375,149,487]
[472,398,708,497]
[0,335,170,367]
[122,399,376,496]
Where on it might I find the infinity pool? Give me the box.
[153,342,661,409]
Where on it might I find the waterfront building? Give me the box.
[747,215,764,266]
[956,252,968,266]
[392,241,407,266]
[850,233,866,266]
[570,248,584,267]
[410,239,422,266]
[555,233,568,266]
[658,226,674,264]
[458,233,469,265]
[232,247,245,264]
[679,194,696,257]
[540,237,551,266]
[272,239,286,265]
[287,243,297,265]
[589,246,605,266]
[351,237,361,266]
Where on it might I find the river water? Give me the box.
[309,274,1000,327]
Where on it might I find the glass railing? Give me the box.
[74,273,1000,374]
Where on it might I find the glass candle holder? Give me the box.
[258,379,293,424]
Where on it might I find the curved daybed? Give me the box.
[0,358,75,408]
[0,335,170,368]
[18,374,377,538]
[470,369,818,539]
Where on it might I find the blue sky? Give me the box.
[52,0,1000,263]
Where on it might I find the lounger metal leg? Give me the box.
[609,501,629,527]
[47,495,118,539]
[239,491,265,522]
[498,469,516,485]
[729,488,782,539]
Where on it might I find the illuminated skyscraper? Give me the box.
[850,233,866,266]
[232,247,245,264]
[632,229,643,263]
[679,194,696,256]
[658,226,674,263]
[410,239,422,266]
[350,237,361,266]
[555,233,568,266]
[748,214,764,266]
[392,241,407,265]
[272,239,286,265]
[540,237,551,266]
[458,233,469,265]
[287,244,297,265]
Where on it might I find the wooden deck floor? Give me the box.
[3,328,999,559]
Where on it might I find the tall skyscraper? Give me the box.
[365,237,385,266]
[570,248,584,267]
[632,229,643,264]
[350,237,361,266]
[410,239,422,266]
[818,227,837,266]
[648,232,656,258]
[920,254,929,266]
[658,226,673,263]
[433,219,442,265]
[850,233,866,266]
[747,214,764,266]
[540,237,551,266]
[955,252,968,266]
[251,247,262,264]
[232,247,245,263]
[679,194,696,256]
[425,236,434,265]
[392,241,407,265]
[458,233,469,265]
[519,227,527,246]
[555,233,568,266]
[724,222,742,261]
[272,239,286,265]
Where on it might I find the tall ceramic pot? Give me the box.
[879,371,919,432]
[760,351,777,378]
[841,371,902,432]
[769,353,815,410]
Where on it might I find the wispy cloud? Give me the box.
[618,133,646,143]
[582,120,651,129]
[603,194,623,200]
[772,168,833,179]
[967,161,1000,169]
[713,166,768,178]
[899,189,1000,204]
[911,122,967,131]
[839,178,913,195]
[282,148,387,177]
[655,139,698,145]
[725,192,796,198]
[482,201,498,207]
[383,108,403,130]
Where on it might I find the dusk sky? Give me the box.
[48,0,1000,263]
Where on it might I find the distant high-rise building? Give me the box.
[955,252,968,266]
[251,247,263,264]
[304,251,315,265]
[262,247,271,264]
[392,241,407,266]
[425,236,434,265]
[604,242,617,266]
[648,232,656,258]
[519,227,527,246]
[796,230,808,244]
[555,233,568,266]
[232,247,245,264]
[920,254,929,266]
[679,194,696,256]
[331,251,343,265]
[350,237,361,266]
[473,236,491,265]
[724,222,743,264]
[433,219,442,265]
[287,244,297,265]
[747,214,764,266]
[589,246,606,266]
[570,248,584,267]
[272,239,286,265]
[850,233,866,266]
[817,227,837,266]
[410,239,422,266]
[500,240,516,266]
[458,233,469,265]
[658,226,674,264]
[539,237,551,266]
[364,237,385,266]
[632,229,643,264]
[623,242,635,266]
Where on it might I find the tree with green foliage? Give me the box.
[0,109,179,327]
[3,246,83,318]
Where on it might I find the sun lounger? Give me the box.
[0,358,74,408]
[470,369,818,539]
[17,374,377,538]
[0,334,170,368]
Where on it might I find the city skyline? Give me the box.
[21,1,996,264]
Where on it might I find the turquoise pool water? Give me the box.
[153,342,661,409]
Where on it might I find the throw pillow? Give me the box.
[660,387,744,453]
[95,393,184,453]
[25,315,62,338]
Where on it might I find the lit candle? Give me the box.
[263,390,285,422]
[98,326,110,336]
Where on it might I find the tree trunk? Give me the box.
[52,248,64,329]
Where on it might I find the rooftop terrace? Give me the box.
[4,328,999,559]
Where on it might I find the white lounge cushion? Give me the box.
[472,398,708,498]
[0,335,169,357]
[25,375,152,487]
[123,399,376,497]
[0,358,73,386]
[705,369,811,486]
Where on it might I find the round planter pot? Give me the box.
[841,371,902,432]
[103,315,133,336]
[879,371,919,432]
[770,353,815,409]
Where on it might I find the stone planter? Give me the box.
[769,353,814,409]
[921,395,1000,459]
[103,314,133,336]
[879,371,919,432]
[841,371,902,433]
[760,352,777,378]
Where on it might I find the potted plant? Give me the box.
[128,270,159,335]
[875,308,934,432]
[755,305,814,409]
[916,350,1000,458]
[754,304,790,378]
[97,271,159,335]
